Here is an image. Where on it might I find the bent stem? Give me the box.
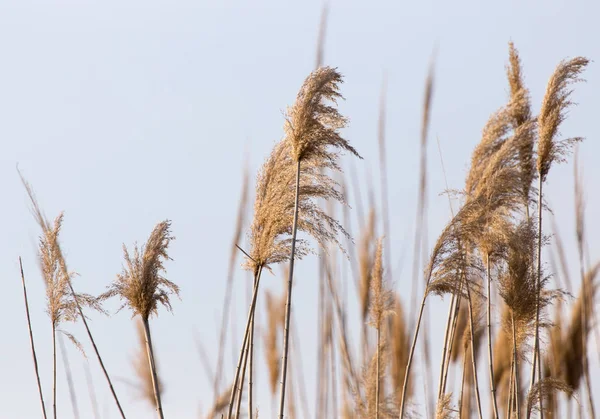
[19,257,48,419]
[227,265,263,419]
[278,159,302,418]
[142,319,164,419]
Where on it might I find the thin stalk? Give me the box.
[399,286,429,417]
[465,280,483,419]
[278,159,302,418]
[83,361,101,419]
[487,254,500,418]
[227,265,263,419]
[507,360,515,418]
[248,274,257,419]
[52,326,57,419]
[376,327,381,419]
[142,319,164,419]
[458,350,468,419]
[528,177,543,418]
[19,257,48,419]
[235,336,250,418]
[58,333,80,419]
[437,292,457,399]
[442,291,463,395]
[60,259,126,418]
[512,311,520,419]
[579,262,596,419]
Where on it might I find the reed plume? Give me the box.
[101,220,177,419]
[368,238,394,419]
[529,56,589,418]
[37,211,102,419]
[278,66,360,418]
[506,42,536,217]
[20,174,125,418]
[436,393,456,419]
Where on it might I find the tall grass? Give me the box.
[14,33,597,419]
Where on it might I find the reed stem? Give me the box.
[278,159,302,418]
[486,254,500,418]
[142,318,164,419]
[227,265,263,419]
[18,257,48,419]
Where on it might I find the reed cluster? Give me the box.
[14,22,596,419]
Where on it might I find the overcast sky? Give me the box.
[1,1,598,418]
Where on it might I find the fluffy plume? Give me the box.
[38,213,101,329]
[554,263,599,390]
[359,209,377,322]
[368,238,394,329]
[537,57,589,180]
[246,67,360,272]
[436,393,456,419]
[285,66,359,162]
[506,42,536,208]
[354,346,399,418]
[526,378,574,417]
[101,220,178,320]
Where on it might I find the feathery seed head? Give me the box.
[285,67,359,162]
[368,238,394,330]
[102,220,178,320]
[537,57,589,181]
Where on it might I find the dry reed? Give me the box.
[101,220,177,419]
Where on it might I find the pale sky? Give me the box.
[1,1,598,418]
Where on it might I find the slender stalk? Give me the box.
[458,350,467,419]
[507,360,514,418]
[52,326,57,419]
[442,291,463,395]
[465,280,483,419]
[83,362,101,419]
[399,287,429,417]
[528,177,543,418]
[235,336,250,418]
[227,265,263,419]
[58,333,80,419]
[248,275,257,419]
[278,159,302,418]
[376,327,381,419]
[19,257,48,419]
[60,260,126,418]
[512,311,520,419]
[486,254,500,418]
[437,292,457,399]
[579,262,596,419]
[142,319,164,419]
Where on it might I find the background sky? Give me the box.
[1,1,599,418]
